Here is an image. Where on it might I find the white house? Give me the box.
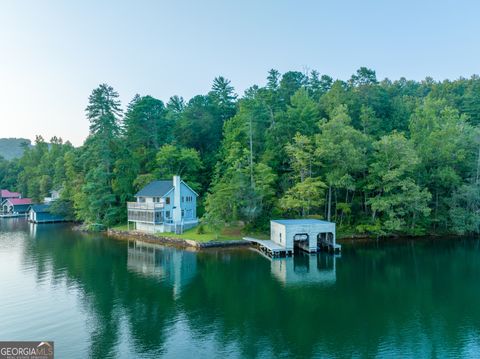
[127,175,198,234]
[44,189,60,204]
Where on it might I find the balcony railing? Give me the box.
[127,202,164,210]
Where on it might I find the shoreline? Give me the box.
[106,228,251,250]
[105,228,477,251]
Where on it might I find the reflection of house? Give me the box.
[127,240,197,298]
[127,175,198,234]
[270,252,338,286]
[28,204,66,223]
[1,198,32,214]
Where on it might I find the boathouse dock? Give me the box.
[243,237,293,257]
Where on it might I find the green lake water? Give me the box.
[1,219,480,358]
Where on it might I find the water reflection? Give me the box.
[4,221,480,358]
[127,241,197,299]
[0,217,28,233]
[270,251,338,286]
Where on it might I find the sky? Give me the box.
[0,0,478,146]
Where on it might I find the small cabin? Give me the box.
[1,198,32,214]
[28,204,66,224]
[44,190,60,204]
[127,175,198,234]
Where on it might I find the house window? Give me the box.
[166,197,170,205]
[165,211,170,219]
[182,196,184,202]
[181,209,184,218]
[279,233,282,243]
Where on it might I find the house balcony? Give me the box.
[127,202,164,211]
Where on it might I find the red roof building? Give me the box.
[1,198,32,214]
[7,198,32,205]
[0,189,22,200]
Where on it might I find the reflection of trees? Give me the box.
[180,241,480,358]
[22,225,178,358]
[20,223,480,358]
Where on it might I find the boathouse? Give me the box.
[28,204,66,224]
[1,198,32,215]
[244,218,340,257]
[270,219,339,253]
[127,175,198,234]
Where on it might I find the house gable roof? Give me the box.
[135,179,199,198]
[135,180,174,197]
[180,180,199,196]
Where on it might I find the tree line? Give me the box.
[0,68,479,236]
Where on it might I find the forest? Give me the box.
[0,67,479,236]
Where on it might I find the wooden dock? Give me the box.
[0,213,27,218]
[28,219,68,224]
[243,237,293,257]
[244,236,341,257]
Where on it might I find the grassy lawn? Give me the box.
[165,226,242,242]
[110,223,269,243]
[112,223,129,231]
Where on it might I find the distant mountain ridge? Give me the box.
[0,138,32,160]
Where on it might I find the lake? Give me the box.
[1,219,479,358]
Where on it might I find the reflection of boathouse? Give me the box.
[127,241,197,298]
[270,252,338,286]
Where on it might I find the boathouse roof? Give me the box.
[271,219,334,225]
[29,204,51,213]
[6,198,32,205]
